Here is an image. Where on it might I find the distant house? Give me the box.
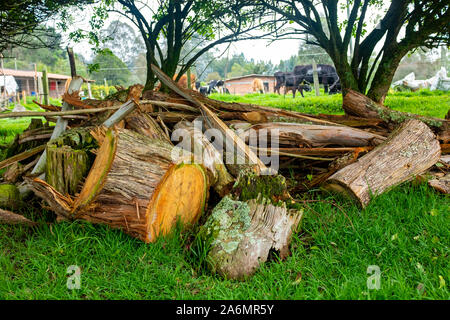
[0,68,71,98]
[224,74,276,95]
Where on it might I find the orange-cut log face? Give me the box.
[146,163,207,243]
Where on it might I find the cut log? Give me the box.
[198,195,303,280]
[28,128,209,243]
[324,119,441,207]
[173,121,234,196]
[0,208,37,226]
[343,90,449,134]
[242,122,386,148]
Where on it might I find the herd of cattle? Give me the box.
[172,63,342,97]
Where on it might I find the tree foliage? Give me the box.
[68,0,276,89]
[0,0,93,54]
[90,49,131,85]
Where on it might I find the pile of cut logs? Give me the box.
[0,65,448,280]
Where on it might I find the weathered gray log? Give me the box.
[324,119,441,207]
[199,195,303,280]
[126,110,171,143]
[173,120,234,196]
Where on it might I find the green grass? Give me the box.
[210,88,450,119]
[0,90,449,300]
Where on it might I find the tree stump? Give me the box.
[46,146,89,195]
[324,119,441,207]
[45,127,96,196]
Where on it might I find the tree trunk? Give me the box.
[343,90,450,136]
[173,121,234,196]
[367,48,404,104]
[28,128,209,243]
[324,119,441,207]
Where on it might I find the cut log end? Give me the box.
[324,119,441,207]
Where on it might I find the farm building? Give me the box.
[224,74,276,95]
[0,68,71,98]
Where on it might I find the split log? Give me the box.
[173,121,234,196]
[29,128,209,243]
[324,119,441,207]
[343,90,449,134]
[125,111,171,143]
[0,208,37,226]
[242,123,386,148]
[151,64,267,175]
[198,195,303,280]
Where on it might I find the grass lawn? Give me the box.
[0,90,448,300]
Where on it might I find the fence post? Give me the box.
[42,69,50,105]
[187,67,192,89]
[312,60,320,96]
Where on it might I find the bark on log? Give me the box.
[343,90,449,134]
[324,119,441,207]
[173,121,234,196]
[199,196,303,280]
[242,123,386,148]
[28,128,209,243]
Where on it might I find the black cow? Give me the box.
[274,71,286,94]
[274,71,312,98]
[293,64,339,94]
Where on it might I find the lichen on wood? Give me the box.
[198,195,303,280]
